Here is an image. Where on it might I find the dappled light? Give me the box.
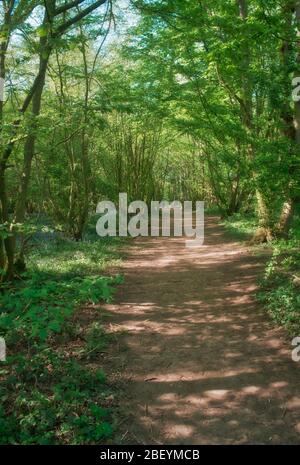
[102,218,300,444]
[1,0,300,448]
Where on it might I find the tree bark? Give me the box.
[237,0,274,241]
[276,0,300,236]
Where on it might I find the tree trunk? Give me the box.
[276,200,294,237]
[252,191,274,243]
[12,38,51,270]
[237,0,273,241]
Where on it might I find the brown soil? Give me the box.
[102,216,300,445]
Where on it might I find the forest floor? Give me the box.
[101,216,300,445]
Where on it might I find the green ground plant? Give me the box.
[0,225,124,444]
[222,211,300,336]
[258,232,300,336]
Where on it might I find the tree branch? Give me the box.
[54,0,86,16]
[54,0,108,37]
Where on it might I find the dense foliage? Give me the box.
[0,0,299,445]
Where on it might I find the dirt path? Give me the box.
[102,217,300,444]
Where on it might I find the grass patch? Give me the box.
[0,221,126,444]
[221,213,257,240]
[258,236,300,336]
[222,211,300,335]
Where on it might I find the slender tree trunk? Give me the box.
[0,2,13,278]
[276,0,300,236]
[12,38,51,269]
[1,0,109,278]
[14,39,50,224]
[277,200,294,237]
[295,1,300,147]
[293,0,300,207]
[0,170,14,279]
[237,0,274,241]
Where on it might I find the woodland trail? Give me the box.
[102,217,300,445]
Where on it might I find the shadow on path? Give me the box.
[102,217,300,444]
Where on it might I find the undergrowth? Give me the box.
[223,211,300,336]
[221,213,257,240]
[0,223,124,444]
[258,236,300,336]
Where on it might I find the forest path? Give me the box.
[102,217,300,444]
